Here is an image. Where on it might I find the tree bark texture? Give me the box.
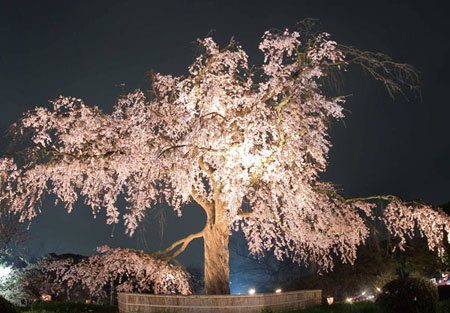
[203,221,230,294]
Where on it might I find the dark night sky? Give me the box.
[0,0,449,271]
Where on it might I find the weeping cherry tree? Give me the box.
[1,21,449,294]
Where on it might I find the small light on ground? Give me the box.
[41,294,52,302]
[327,297,334,305]
[346,297,353,304]
[275,289,282,293]
[248,288,256,295]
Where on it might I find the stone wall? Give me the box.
[118,289,322,313]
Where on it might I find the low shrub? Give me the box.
[0,294,19,313]
[283,301,386,313]
[438,298,450,313]
[24,300,117,313]
[438,285,450,300]
[376,277,438,313]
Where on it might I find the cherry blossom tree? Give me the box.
[1,21,449,294]
[0,247,190,305]
[0,254,70,304]
[46,246,191,303]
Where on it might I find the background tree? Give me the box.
[0,254,73,305]
[1,21,448,294]
[0,204,30,263]
[285,236,447,300]
[47,246,191,304]
[230,209,449,299]
[0,247,190,305]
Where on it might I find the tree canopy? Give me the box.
[0,21,448,294]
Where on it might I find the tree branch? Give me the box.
[338,45,421,98]
[198,155,222,223]
[157,144,188,158]
[198,155,214,177]
[150,228,205,261]
[29,146,124,161]
[157,142,241,159]
[191,187,213,224]
[238,211,252,218]
[315,188,428,206]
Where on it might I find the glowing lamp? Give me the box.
[41,294,51,302]
[248,288,256,295]
[327,297,334,305]
[275,289,282,293]
[0,265,11,279]
[346,297,353,304]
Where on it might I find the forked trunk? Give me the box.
[203,221,230,294]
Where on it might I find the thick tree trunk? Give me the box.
[203,221,230,294]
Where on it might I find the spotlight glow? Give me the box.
[0,265,11,279]
[248,288,256,295]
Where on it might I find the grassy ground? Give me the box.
[16,301,385,313]
[16,299,450,313]
[20,301,117,313]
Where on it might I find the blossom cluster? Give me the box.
[46,246,192,298]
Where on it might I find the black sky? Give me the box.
[0,0,449,269]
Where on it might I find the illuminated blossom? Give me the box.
[46,246,191,298]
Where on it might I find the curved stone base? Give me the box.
[118,290,322,313]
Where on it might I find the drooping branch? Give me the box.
[315,188,397,204]
[314,188,428,206]
[339,45,421,98]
